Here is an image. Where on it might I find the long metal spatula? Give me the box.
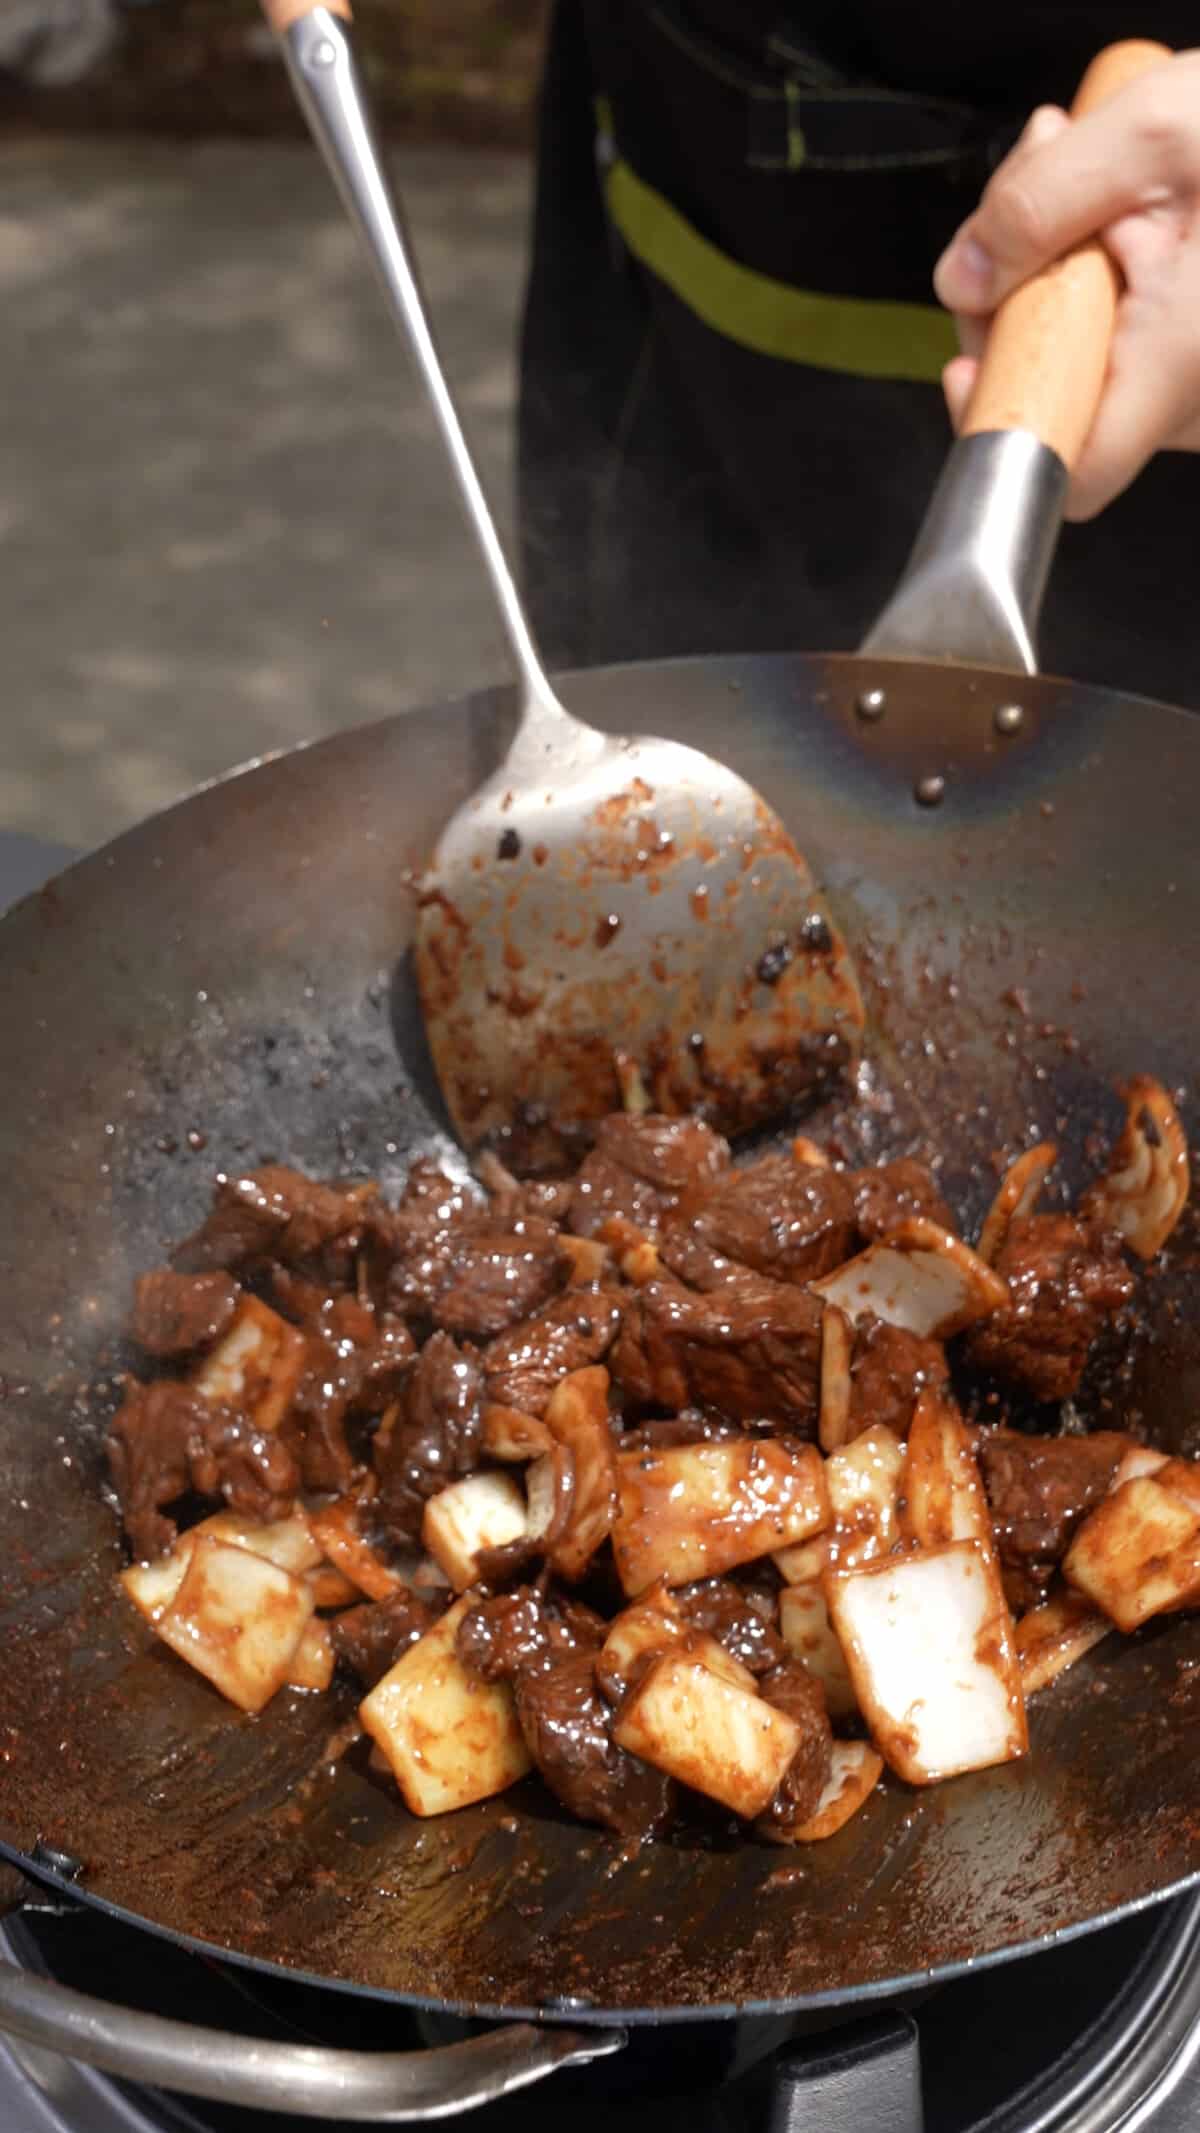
[263,0,865,1156]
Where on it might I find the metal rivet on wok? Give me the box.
[309,36,337,67]
[856,687,886,721]
[994,702,1025,735]
[914,774,946,807]
[31,1842,85,1882]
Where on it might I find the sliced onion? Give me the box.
[977,1142,1057,1264]
[817,1302,854,1454]
[812,1216,1009,1339]
[1083,1076,1189,1260]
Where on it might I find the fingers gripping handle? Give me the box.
[962,40,1172,467]
[261,0,349,28]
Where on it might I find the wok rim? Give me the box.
[6,1816,1200,2028]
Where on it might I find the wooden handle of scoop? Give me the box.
[962,39,1172,467]
[260,0,350,32]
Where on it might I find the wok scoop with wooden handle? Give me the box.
[262,0,866,1155]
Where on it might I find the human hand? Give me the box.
[934,49,1200,520]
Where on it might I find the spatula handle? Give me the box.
[961,39,1172,467]
[260,1,562,723]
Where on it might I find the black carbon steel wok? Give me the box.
[1,646,1200,2046]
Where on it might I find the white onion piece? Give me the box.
[1109,1445,1169,1493]
[827,1540,1027,1785]
[812,1217,1009,1339]
[191,1295,307,1433]
[1015,1588,1111,1697]
[613,1653,800,1819]
[613,1438,829,1594]
[1064,1477,1200,1632]
[155,1536,313,1714]
[977,1142,1057,1264]
[900,1387,992,1551]
[598,1589,755,1702]
[779,1582,857,1719]
[790,1741,884,1841]
[1083,1076,1189,1260]
[360,1594,531,1816]
[825,1423,906,1572]
[286,1619,335,1692]
[422,1471,528,1591]
[544,1366,619,1580]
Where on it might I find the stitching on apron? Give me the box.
[647,2,983,173]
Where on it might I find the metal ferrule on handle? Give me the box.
[860,431,1067,674]
[278,7,557,720]
[0,1943,623,2121]
[860,39,1170,677]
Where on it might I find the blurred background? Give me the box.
[1,0,545,846]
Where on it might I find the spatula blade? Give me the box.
[415,732,864,1162]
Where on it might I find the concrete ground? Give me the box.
[0,134,532,848]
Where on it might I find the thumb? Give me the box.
[935,105,1072,314]
[941,354,978,433]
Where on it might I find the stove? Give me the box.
[3,831,1200,2132]
[4,1889,1200,2132]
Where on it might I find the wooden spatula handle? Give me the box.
[260,0,350,31]
[962,39,1172,468]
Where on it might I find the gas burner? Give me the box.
[3,1891,1200,2132]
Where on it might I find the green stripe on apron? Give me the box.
[602,151,958,384]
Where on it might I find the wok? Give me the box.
[1,645,1200,2085]
[3,44,1200,2117]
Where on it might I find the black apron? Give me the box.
[518,2,1200,708]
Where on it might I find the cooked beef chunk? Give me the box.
[568,1114,729,1239]
[173,1166,385,1280]
[652,1230,741,1291]
[1000,1561,1054,1617]
[663,1154,855,1287]
[432,1219,568,1341]
[391,1158,475,1254]
[107,1380,298,1561]
[456,1587,668,1833]
[375,1332,483,1540]
[621,1412,744,1452]
[483,1290,622,1415]
[475,1153,575,1226]
[520,1179,576,1224]
[755,1659,833,1837]
[848,1317,948,1440]
[386,1160,478,1315]
[331,1587,441,1688]
[281,1348,359,1494]
[976,1428,1132,1584]
[612,1274,822,1430]
[851,1159,953,1241]
[964,1214,1135,1402]
[456,1585,605,1681]
[273,1286,414,1494]
[677,1578,787,1675]
[187,1413,300,1527]
[130,1270,240,1358]
[514,1653,677,1835]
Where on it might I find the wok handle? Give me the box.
[861,37,1171,674]
[962,40,1172,467]
[0,1955,624,2122]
